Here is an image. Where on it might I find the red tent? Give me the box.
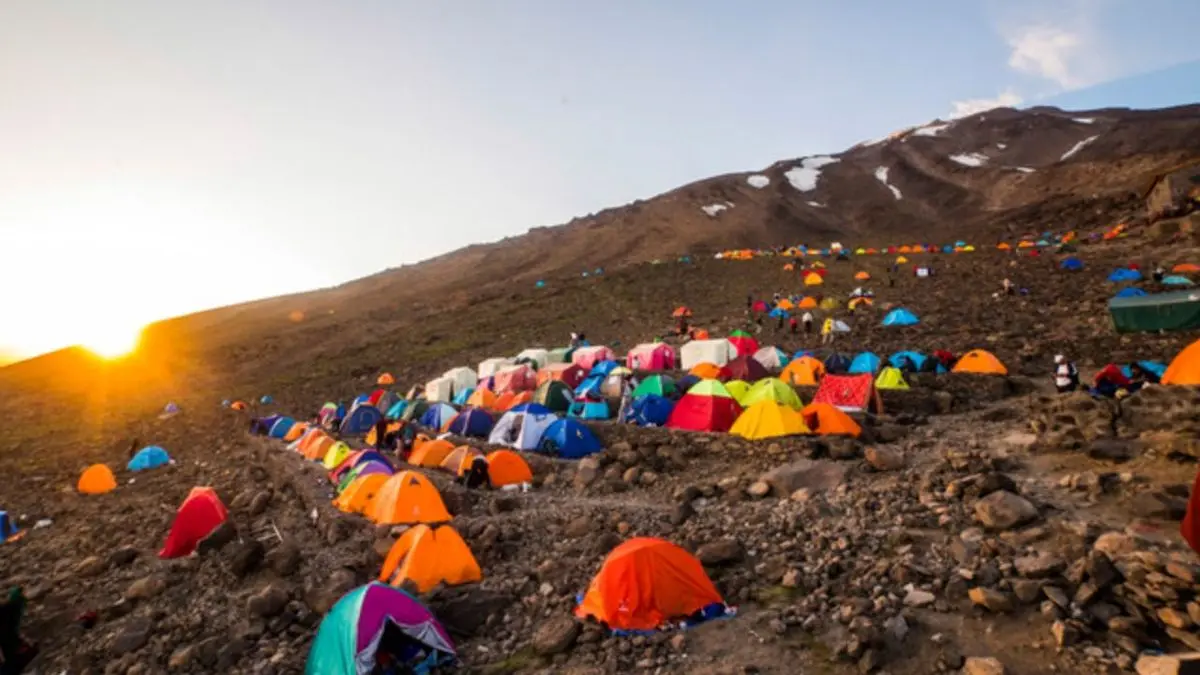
[727,335,759,358]
[666,382,742,432]
[720,356,768,382]
[811,374,881,413]
[160,487,228,559]
[367,389,386,407]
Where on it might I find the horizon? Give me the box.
[4,1,1200,363]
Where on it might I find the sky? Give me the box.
[2,0,1199,361]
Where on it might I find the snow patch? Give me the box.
[1060,135,1099,161]
[874,166,902,200]
[949,152,989,167]
[746,174,770,189]
[701,202,734,217]
[784,156,839,192]
[997,143,1007,149]
[911,123,950,137]
[1073,117,1095,124]
[806,201,825,208]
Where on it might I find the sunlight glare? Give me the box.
[83,325,143,360]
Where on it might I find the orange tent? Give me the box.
[283,422,310,443]
[368,471,451,525]
[692,329,711,340]
[783,263,795,272]
[952,349,1008,375]
[781,356,824,386]
[379,525,482,593]
[230,401,248,411]
[485,450,533,487]
[797,297,818,309]
[689,362,723,380]
[366,421,402,447]
[1174,263,1200,273]
[898,246,912,253]
[494,390,532,411]
[997,243,1012,250]
[800,402,862,437]
[377,373,396,385]
[409,439,456,468]
[78,464,117,494]
[303,434,336,461]
[575,538,725,631]
[854,271,871,281]
[1163,339,1200,385]
[466,388,498,410]
[672,306,692,318]
[440,446,482,475]
[333,473,389,515]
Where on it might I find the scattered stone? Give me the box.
[75,556,106,577]
[197,521,238,554]
[760,459,845,497]
[747,481,771,498]
[1010,579,1042,604]
[533,615,580,656]
[247,490,272,516]
[564,516,593,539]
[1088,438,1135,462]
[106,546,139,568]
[1158,607,1195,630]
[968,587,1013,613]
[670,502,695,526]
[1093,532,1136,558]
[248,584,290,618]
[124,576,167,601]
[903,587,935,608]
[1051,620,1079,648]
[1135,653,1200,675]
[865,447,905,471]
[962,656,1006,675]
[267,542,302,577]
[974,491,1038,530]
[111,619,152,655]
[227,539,266,578]
[1014,552,1065,579]
[696,539,744,567]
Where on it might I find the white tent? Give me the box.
[832,320,852,333]
[515,348,550,369]
[752,346,788,370]
[488,411,558,451]
[680,339,737,370]
[478,357,515,380]
[442,367,478,395]
[424,376,456,403]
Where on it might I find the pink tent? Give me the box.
[626,343,676,371]
[572,346,616,371]
[493,364,537,393]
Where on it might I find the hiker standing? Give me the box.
[1002,278,1014,296]
[1153,265,1166,283]
[776,312,785,331]
[821,317,835,345]
[1054,354,1080,393]
[788,316,798,335]
[801,311,814,335]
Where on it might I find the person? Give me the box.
[801,311,814,335]
[1153,265,1166,283]
[788,316,798,335]
[617,376,634,423]
[569,332,581,349]
[461,456,490,489]
[0,587,37,675]
[776,312,785,331]
[1054,354,1079,393]
[373,418,389,450]
[821,317,835,345]
[1002,278,1014,296]
[772,291,781,306]
[746,294,753,311]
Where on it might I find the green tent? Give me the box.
[533,380,574,412]
[741,377,804,409]
[1109,290,1200,333]
[632,374,675,399]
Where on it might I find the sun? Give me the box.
[83,325,143,360]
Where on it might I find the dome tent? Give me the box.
[881,308,919,327]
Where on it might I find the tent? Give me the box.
[589,360,621,378]
[731,401,810,439]
[377,373,396,386]
[888,350,928,371]
[723,380,751,405]
[881,308,919,327]
[538,363,587,389]
[439,446,482,476]
[515,348,550,369]
[953,349,1008,375]
[811,374,880,413]
[575,538,727,632]
[445,408,495,437]
[283,422,311,443]
[1174,263,1200,273]
[302,434,336,461]
[854,271,871,281]
[632,374,676,399]
[569,400,612,420]
[337,461,394,494]
[874,367,910,390]
[848,352,882,374]
[741,378,803,409]
[305,583,456,675]
[1164,275,1195,287]
[442,367,479,396]
[804,272,824,286]
[1107,268,1143,282]
[342,405,384,435]
[128,446,171,472]
[626,343,676,371]
[368,471,451,525]
[409,439,457,468]
[466,387,498,410]
[493,364,537,393]
[688,362,724,380]
[720,356,768,382]
[781,355,825,386]
[752,346,790,371]
[1060,257,1084,271]
[627,395,674,427]
[159,487,228,559]
[666,380,742,433]
[379,523,482,593]
[484,450,533,487]
[1114,287,1148,299]
[727,331,759,358]
[1163,339,1200,385]
[478,357,516,380]
[1120,360,1167,381]
[268,417,297,440]
[572,346,617,371]
[532,380,574,413]
[334,473,390,515]
[419,403,459,429]
[78,465,117,494]
[322,442,354,470]
[488,410,559,451]
[823,353,851,374]
[0,511,18,544]
[680,339,737,369]
[801,403,863,437]
[424,376,455,403]
[538,418,603,459]
[767,307,789,320]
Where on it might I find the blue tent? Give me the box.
[627,395,674,426]
[452,388,474,406]
[574,374,606,399]
[535,280,546,288]
[1107,268,1142,282]
[1113,287,1147,299]
[1060,257,1084,271]
[419,403,458,430]
[0,511,17,544]
[341,405,383,435]
[1163,275,1194,286]
[354,451,392,468]
[1121,361,1167,380]
[446,408,494,437]
[538,419,602,459]
[569,401,611,420]
[385,400,408,420]
[674,374,701,397]
[942,245,954,253]
[128,446,171,472]
[352,394,372,407]
[888,350,927,370]
[823,353,851,374]
[882,308,920,326]
[792,350,816,361]
[848,352,882,374]
[768,307,790,319]
[589,361,620,378]
[508,402,552,415]
[260,395,274,405]
[268,417,297,439]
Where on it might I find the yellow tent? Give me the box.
[723,380,752,405]
[322,441,353,470]
[874,367,910,390]
[819,297,838,310]
[731,401,810,440]
[804,272,824,286]
[895,256,909,264]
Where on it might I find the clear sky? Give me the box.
[2,1,1199,361]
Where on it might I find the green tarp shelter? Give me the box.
[1109,290,1200,332]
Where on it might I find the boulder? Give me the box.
[1135,653,1200,675]
[533,615,581,656]
[248,584,290,618]
[1013,553,1065,579]
[696,539,744,566]
[962,656,1006,675]
[760,459,846,497]
[968,587,1013,613]
[974,491,1037,530]
[864,447,905,472]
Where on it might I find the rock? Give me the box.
[747,481,771,498]
[305,568,358,615]
[670,634,687,652]
[575,458,600,487]
[1051,620,1080,648]
[106,546,139,568]
[760,459,845,497]
[75,556,106,577]
[1131,491,1189,520]
[865,447,905,472]
[533,615,580,656]
[962,656,1006,675]
[564,516,593,539]
[1014,552,1065,579]
[1010,580,1043,604]
[248,490,272,515]
[933,391,954,414]
[670,502,695,526]
[111,619,151,655]
[883,614,909,643]
[858,648,884,672]
[968,587,1013,613]
[696,539,744,566]
[1158,607,1195,630]
[974,490,1038,530]
[124,576,166,601]
[1043,586,1069,609]
[267,542,302,576]
[488,496,518,515]
[248,584,290,618]
[196,521,238,554]
[433,590,514,637]
[1088,438,1136,462]
[1135,653,1200,675]
[1086,552,1120,588]
[903,587,935,608]
[227,539,266,578]
[1094,532,1136,558]
[216,637,250,669]
[168,645,194,669]
[826,437,861,460]
[639,470,658,486]
[622,466,641,484]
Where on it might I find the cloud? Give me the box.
[1006,25,1086,88]
[948,89,1024,119]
